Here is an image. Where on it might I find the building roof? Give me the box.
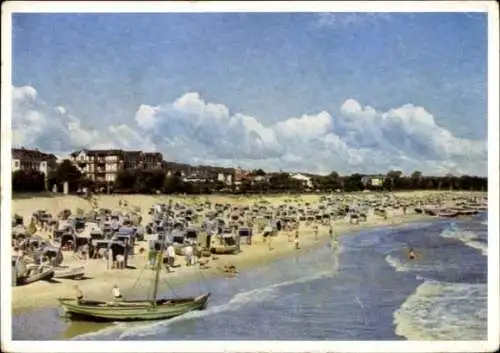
[12,148,57,161]
[70,149,163,160]
[70,149,123,157]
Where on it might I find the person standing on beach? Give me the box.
[294,230,300,250]
[313,224,319,242]
[184,243,194,266]
[328,224,338,250]
[166,244,176,272]
[108,247,114,270]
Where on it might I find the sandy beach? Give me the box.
[10,191,446,314]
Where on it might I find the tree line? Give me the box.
[12,161,488,194]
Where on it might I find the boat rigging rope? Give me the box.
[161,275,180,298]
[196,267,210,294]
[130,263,148,293]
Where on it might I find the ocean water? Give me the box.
[13,213,488,341]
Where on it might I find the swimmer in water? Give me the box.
[407,248,416,260]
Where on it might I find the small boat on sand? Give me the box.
[21,265,55,285]
[211,244,238,254]
[54,266,85,280]
[437,209,459,218]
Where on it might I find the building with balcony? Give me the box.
[69,149,163,183]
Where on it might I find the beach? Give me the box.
[11,192,440,314]
[11,191,488,340]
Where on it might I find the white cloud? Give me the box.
[11,85,487,176]
[11,85,157,155]
[274,111,333,140]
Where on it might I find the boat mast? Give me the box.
[151,199,172,304]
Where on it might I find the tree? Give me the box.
[134,169,165,193]
[48,160,83,192]
[12,170,45,192]
[238,179,253,194]
[410,170,423,189]
[320,171,341,191]
[213,180,226,192]
[163,172,183,194]
[343,173,363,192]
[386,170,403,191]
[254,168,266,176]
[114,170,136,191]
[268,173,293,192]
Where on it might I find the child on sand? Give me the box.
[112,284,123,301]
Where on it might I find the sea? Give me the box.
[13,213,488,341]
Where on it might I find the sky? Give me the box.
[11,12,488,176]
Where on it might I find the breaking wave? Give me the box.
[439,228,487,256]
[393,281,487,340]
[73,269,337,340]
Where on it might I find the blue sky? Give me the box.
[11,12,488,176]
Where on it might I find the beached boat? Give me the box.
[57,294,210,321]
[211,244,238,254]
[58,200,211,322]
[437,209,459,218]
[21,265,55,285]
[54,266,85,280]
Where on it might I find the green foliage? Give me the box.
[162,172,183,194]
[12,170,46,192]
[48,160,84,192]
[13,161,487,194]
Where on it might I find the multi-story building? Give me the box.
[12,148,57,176]
[69,149,163,183]
[290,173,313,189]
[164,162,234,185]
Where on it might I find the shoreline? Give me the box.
[12,191,475,340]
[12,211,434,315]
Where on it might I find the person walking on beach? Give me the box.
[313,224,319,242]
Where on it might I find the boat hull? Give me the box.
[54,266,85,280]
[58,293,210,321]
[211,245,237,254]
[21,268,55,285]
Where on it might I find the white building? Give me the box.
[290,173,313,189]
[12,148,57,176]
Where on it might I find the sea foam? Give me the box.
[393,280,487,340]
